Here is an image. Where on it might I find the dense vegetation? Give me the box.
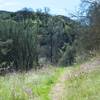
[0,0,100,72]
[0,8,77,72]
[76,0,100,61]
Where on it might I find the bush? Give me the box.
[0,19,38,71]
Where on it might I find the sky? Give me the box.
[0,0,81,16]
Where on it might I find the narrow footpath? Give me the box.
[50,57,100,100]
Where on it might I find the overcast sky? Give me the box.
[0,0,81,16]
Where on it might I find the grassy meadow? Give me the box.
[0,63,100,100]
[0,66,64,100]
[63,66,100,100]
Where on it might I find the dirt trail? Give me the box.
[50,69,72,100]
[50,57,100,100]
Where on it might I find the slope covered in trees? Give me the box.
[0,9,78,72]
[76,0,100,57]
[0,0,100,72]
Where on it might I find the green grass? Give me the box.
[63,67,100,100]
[0,66,64,100]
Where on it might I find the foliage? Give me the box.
[77,0,100,52]
[0,19,38,70]
[74,0,100,62]
[58,44,76,66]
[0,8,77,71]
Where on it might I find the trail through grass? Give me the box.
[0,58,99,100]
[50,57,100,100]
[0,66,64,100]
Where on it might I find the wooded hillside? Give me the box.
[0,0,100,72]
[0,8,78,71]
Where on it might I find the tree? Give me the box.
[80,0,100,51]
[0,19,38,71]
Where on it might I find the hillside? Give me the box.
[0,9,78,72]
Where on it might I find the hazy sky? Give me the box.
[0,0,81,16]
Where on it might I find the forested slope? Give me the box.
[0,0,100,72]
[0,9,77,72]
